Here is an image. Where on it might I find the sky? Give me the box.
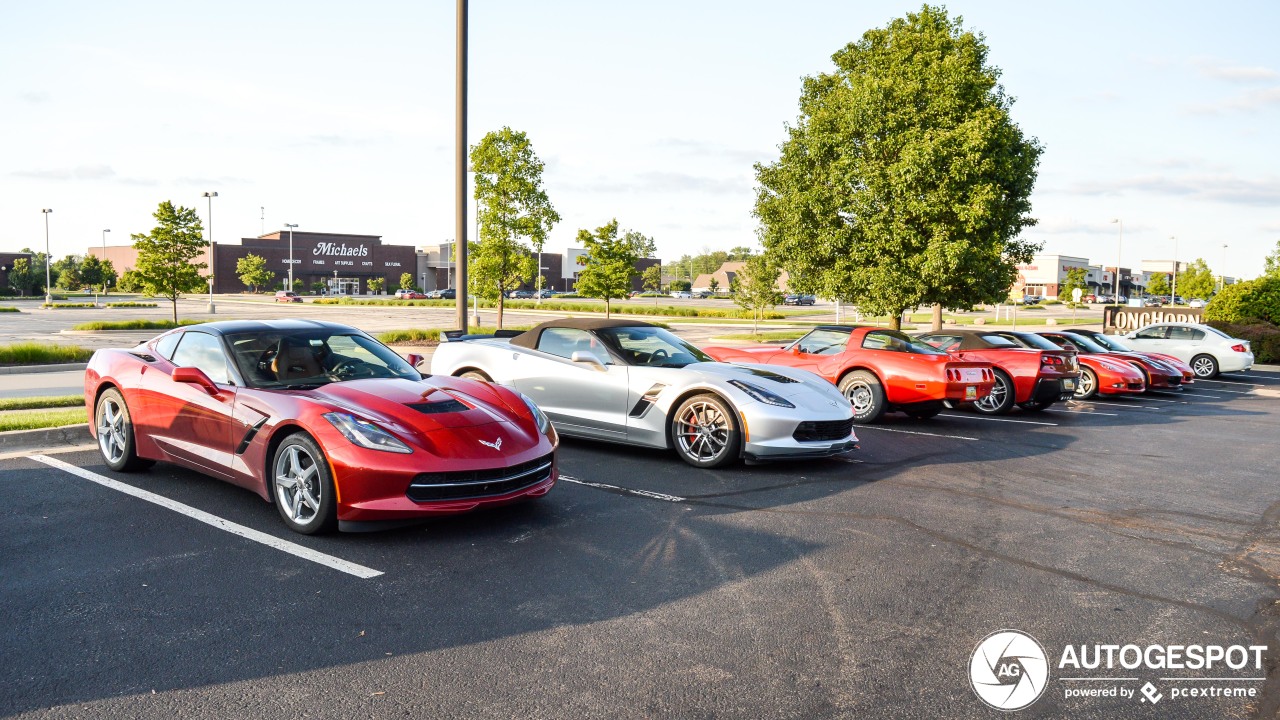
[2,0,1278,279]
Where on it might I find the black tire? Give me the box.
[972,369,1016,415]
[458,369,493,382]
[1190,354,1219,379]
[1074,367,1099,400]
[903,404,942,420]
[671,394,740,469]
[94,388,153,472]
[838,370,886,424]
[1018,399,1054,412]
[271,433,337,535]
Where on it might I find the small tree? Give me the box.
[670,279,691,292]
[8,257,36,296]
[117,269,143,294]
[642,264,662,294]
[708,278,720,295]
[80,255,104,294]
[132,201,209,322]
[236,254,275,293]
[399,272,416,291]
[1264,240,1280,280]
[367,277,384,295]
[1146,273,1170,297]
[575,219,648,317]
[312,280,326,295]
[53,255,83,291]
[1060,267,1088,301]
[100,259,117,295]
[734,253,783,333]
[1177,259,1216,300]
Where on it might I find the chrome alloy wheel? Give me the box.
[1192,355,1217,378]
[96,396,127,465]
[843,380,874,415]
[1075,369,1096,399]
[274,444,322,526]
[974,374,1008,413]
[675,400,731,462]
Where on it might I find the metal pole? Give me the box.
[1170,236,1178,304]
[41,209,52,304]
[1110,218,1122,303]
[260,206,265,236]
[455,0,469,331]
[203,192,217,310]
[99,228,110,303]
[1221,243,1228,292]
[284,223,298,289]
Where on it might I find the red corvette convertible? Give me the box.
[995,331,1145,400]
[915,329,1080,414]
[703,326,995,423]
[84,320,558,534]
[1039,331,1183,393]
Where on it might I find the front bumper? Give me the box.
[738,396,858,463]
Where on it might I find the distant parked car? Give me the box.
[508,290,534,300]
[533,289,556,299]
[1021,295,1043,305]
[1142,297,1162,307]
[670,291,692,299]
[274,291,303,303]
[394,289,426,300]
[1188,298,1206,308]
[783,294,816,306]
[1081,293,1098,303]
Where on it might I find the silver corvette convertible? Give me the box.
[428,319,857,468]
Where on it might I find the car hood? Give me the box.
[677,360,848,403]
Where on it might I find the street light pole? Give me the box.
[1170,236,1178,304]
[455,0,469,331]
[1221,243,1229,293]
[203,192,218,312]
[284,223,299,290]
[1110,218,1122,303]
[41,209,53,304]
[98,228,110,305]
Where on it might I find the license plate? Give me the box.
[1062,378,1075,390]
[965,385,977,400]
[960,369,984,383]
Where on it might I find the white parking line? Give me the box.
[1044,408,1119,417]
[1188,387,1250,395]
[855,425,978,441]
[1181,392,1225,398]
[1070,400,1163,412]
[1125,395,1186,404]
[29,455,383,580]
[560,475,685,502]
[937,413,1058,426]
[1195,378,1265,387]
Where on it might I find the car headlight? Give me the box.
[518,392,552,434]
[728,379,795,408]
[1099,361,1126,373]
[323,412,412,454]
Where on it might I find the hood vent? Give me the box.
[408,398,468,415]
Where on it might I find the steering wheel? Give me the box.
[649,348,670,365]
[256,346,279,372]
[329,358,359,377]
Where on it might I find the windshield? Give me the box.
[1048,333,1109,354]
[226,330,419,388]
[596,326,712,367]
[1090,334,1132,352]
[990,332,1062,351]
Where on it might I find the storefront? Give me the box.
[207,231,416,295]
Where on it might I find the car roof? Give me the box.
[174,319,362,336]
[509,318,658,349]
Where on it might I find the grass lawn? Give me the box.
[0,407,87,432]
[0,395,85,411]
[712,331,808,343]
[0,343,93,365]
[70,319,202,331]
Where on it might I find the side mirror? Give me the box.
[405,353,425,368]
[172,366,219,395]
[569,350,607,371]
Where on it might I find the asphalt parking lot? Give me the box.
[3,367,1278,718]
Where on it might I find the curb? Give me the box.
[0,363,88,375]
[0,423,91,452]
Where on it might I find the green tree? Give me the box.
[755,5,1042,329]
[116,269,144,294]
[312,280,327,295]
[1263,240,1280,280]
[99,259,118,295]
[236,254,275,293]
[80,255,105,294]
[8,257,38,296]
[1146,273,1170,297]
[641,264,662,296]
[366,277,384,295]
[470,127,561,329]
[52,255,83,291]
[1204,276,1280,325]
[132,201,209,322]
[399,272,416,291]
[574,219,649,317]
[733,253,783,333]
[727,246,756,261]
[1060,267,1088,301]
[708,278,720,295]
[670,278,691,292]
[1177,259,1216,301]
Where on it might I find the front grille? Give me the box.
[793,418,855,443]
[407,454,553,502]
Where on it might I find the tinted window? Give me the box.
[976,334,1019,348]
[171,332,230,384]
[537,328,609,362]
[993,332,1062,351]
[1046,333,1109,353]
[597,326,711,367]
[795,329,850,355]
[154,331,182,360]
[919,334,962,352]
[224,330,417,388]
[1135,326,1168,340]
[862,330,946,355]
[1168,326,1205,341]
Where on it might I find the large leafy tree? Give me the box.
[641,264,663,295]
[733,252,784,333]
[470,127,561,328]
[1177,259,1216,300]
[1263,239,1280,280]
[755,5,1042,329]
[52,255,83,291]
[7,257,39,296]
[132,201,209,322]
[236,254,275,293]
[1146,273,1170,297]
[575,220,654,317]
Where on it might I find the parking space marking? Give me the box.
[937,413,1058,426]
[1196,378,1265,387]
[1044,408,1119,416]
[1187,387,1249,395]
[855,425,979,441]
[560,475,685,502]
[1125,395,1187,404]
[29,455,383,580]
[1070,400,1163,412]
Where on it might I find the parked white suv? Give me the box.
[1109,322,1253,378]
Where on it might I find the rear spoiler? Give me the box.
[441,329,523,342]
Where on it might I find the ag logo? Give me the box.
[969,630,1049,711]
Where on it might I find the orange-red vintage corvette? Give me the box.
[703,326,996,424]
[84,320,558,534]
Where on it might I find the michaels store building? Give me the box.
[210,231,415,294]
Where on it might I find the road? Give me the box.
[3,369,1278,718]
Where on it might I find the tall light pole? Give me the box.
[1170,235,1178,304]
[99,228,110,303]
[41,209,53,304]
[284,223,299,289]
[1220,243,1229,293]
[1110,218,1122,303]
[455,0,469,330]
[202,192,218,310]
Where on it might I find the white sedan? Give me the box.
[1109,322,1253,378]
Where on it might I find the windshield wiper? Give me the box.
[282,382,328,390]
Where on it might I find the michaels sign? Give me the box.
[313,242,370,258]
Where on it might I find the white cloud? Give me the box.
[1052,173,1280,207]
[1194,58,1279,83]
[12,165,116,181]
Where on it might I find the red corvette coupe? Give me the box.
[1063,328,1195,386]
[703,326,995,423]
[84,320,558,534]
[1039,331,1183,393]
[915,329,1080,414]
[995,331,1144,400]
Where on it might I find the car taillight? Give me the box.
[1041,355,1063,366]
[1231,344,1248,353]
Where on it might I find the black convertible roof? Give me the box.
[170,319,361,336]
[509,318,655,349]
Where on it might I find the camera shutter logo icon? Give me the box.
[969,630,1050,711]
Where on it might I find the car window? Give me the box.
[154,331,182,360]
[919,334,962,352]
[796,329,849,355]
[976,334,1019,348]
[1135,326,1168,340]
[171,331,231,384]
[1168,326,1203,341]
[537,328,610,362]
[862,330,946,355]
[994,332,1062,351]
[597,326,711,367]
